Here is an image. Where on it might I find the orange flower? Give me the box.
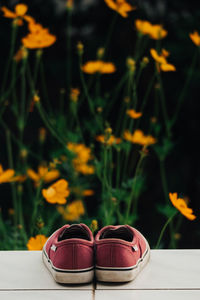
[82,189,95,196]
[67,143,95,175]
[189,31,200,47]
[0,164,15,183]
[1,4,28,19]
[11,175,27,182]
[82,61,116,74]
[22,21,56,49]
[57,200,85,221]
[42,179,70,204]
[126,109,142,119]
[135,19,167,40]
[150,48,176,72]
[13,46,28,62]
[70,88,80,102]
[96,134,121,145]
[169,193,196,221]
[104,0,136,18]
[27,234,48,250]
[66,0,74,10]
[27,165,60,183]
[124,129,156,146]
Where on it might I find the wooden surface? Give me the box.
[0,250,199,299]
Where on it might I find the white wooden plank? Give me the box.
[0,291,93,300]
[95,290,200,300]
[0,251,93,290]
[96,250,200,289]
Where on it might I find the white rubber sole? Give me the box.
[95,240,150,283]
[42,251,94,284]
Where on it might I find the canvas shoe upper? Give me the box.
[42,223,94,284]
[95,225,150,282]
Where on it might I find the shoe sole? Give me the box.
[42,250,94,284]
[95,236,150,283]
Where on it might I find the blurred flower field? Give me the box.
[0,0,199,250]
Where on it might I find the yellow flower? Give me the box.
[82,60,116,74]
[27,165,60,183]
[13,46,28,62]
[27,234,48,250]
[0,164,15,183]
[126,58,136,72]
[1,4,28,23]
[33,94,40,102]
[96,134,121,145]
[90,219,98,232]
[66,0,74,10]
[11,175,27,182]
[75,164,95,175]
[150,48,176,72]
[97,47,105,59]
[104,0,136,18]
[169,193,196,221]
[126,109,142,119]
[70,88,80,102]
[42,179,70,204]
[57,200,85,221]
[22,21,56,49]
[77,41,84,55]
[189,31,200,47]
[135,19,167,40]
[67,143,95,175]
[82,189,95,196]
[39,127,47,143]
[124,129,156,146]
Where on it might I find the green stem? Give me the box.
[155,212,177,249]
[31,182,42,235]
[11,59,18,116]
[159,160,169,202]
[36,102,67,147]
[106,71,129,118]
[0,63,25,113]
[0,119,41,161]
[19,57,28,140]
[159,159,176,248]
[171,50,198,127]
[116,149,121,188]
[40,59,53,114]
[18,187,28,243]
[0,23,18,98]
[0,209,7,245]
[25,53,42,122]
[125,150,146,224]
[139,72,156,113]
[134,34,143,61]
[6,130,18,248]
[156,70,171,137]
[104,13,118,57]
[66,9,72,93]
[78,55,103,130]
[102,144,113,225]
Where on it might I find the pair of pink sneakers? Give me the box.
[42,224,150,284]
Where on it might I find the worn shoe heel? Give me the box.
[95,225,150,282]
[42,224,94,284]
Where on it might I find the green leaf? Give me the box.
[156,204,176,218]
[154,137,174,160]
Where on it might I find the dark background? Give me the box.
[0,0,200,247]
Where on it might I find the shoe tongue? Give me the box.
[100,226,133,242]
[58,224,90,241]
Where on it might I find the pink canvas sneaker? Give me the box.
[95,225,150,282]
[42,224,94,284]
